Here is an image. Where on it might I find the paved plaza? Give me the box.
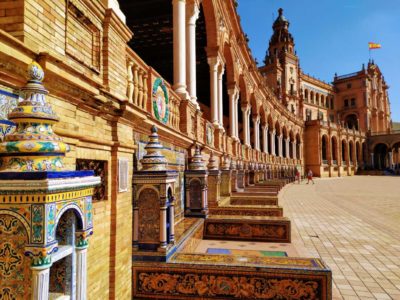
[281,176,400,300]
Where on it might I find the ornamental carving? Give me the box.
[137,271,320,299]
[76,159,107,201]
[205,222,288,241]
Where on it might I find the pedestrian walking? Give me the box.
[295,169,300,184]
[306,169,314,184]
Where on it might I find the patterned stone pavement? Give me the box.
[280,176,400,300]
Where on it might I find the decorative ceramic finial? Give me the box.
[140,125,168,171]
[0,62,69,172]
[207,152,218,170]
[189,145,206,170]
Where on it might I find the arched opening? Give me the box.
[362,142,367,165]
[120,1,173,81]
[349,141,354,165]
[195,4,212,120]
[275,121,281,157]
[289,130,294,158]
[392,142,400,173]
[374,143,388,170]
[341,140,348,165]
[282,127,288,158]
[344,114,359,130]
[321,135,328,163]
[356,142,361,164]
[331,136,338,164]
[50,209,83,298]
[267,115,274,154]
[238,76,248,145]
[296,133,301,159]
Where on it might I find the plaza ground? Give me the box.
[281,176,400,300]
[196,176,400,299]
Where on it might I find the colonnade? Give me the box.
[171,0,302,162]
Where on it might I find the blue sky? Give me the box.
[237,0,400,122]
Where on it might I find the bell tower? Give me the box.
[261,8,300,114]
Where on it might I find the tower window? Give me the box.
[344,99,349,107]
[347,83,352,89]
[351,98,356,107]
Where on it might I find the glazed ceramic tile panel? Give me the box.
[0,87,18,142]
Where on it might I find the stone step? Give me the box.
[209,205,283,217]
[240,189,279,195]
[230,196,278,206]
[204,215,291,243]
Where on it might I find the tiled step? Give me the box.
[204,215,291,243]
[133,254,332,300]
[209,205,283,217]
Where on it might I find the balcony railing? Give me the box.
[126,47,180,131]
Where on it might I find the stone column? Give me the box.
[262,125,269,154]
[299,142,303,160]
[292,141,297,159]
[285,138,290,158]
[389,151,394,169]
[173,0,187,96]
[208,57,219,127]
[270,130,276,156]
[159,204,167,249]
[278,135,283,157]
[217,65,225,129]
[242,105,250,146]
[31,266,50,300]
[169,199,175,243]
[228,88,237,138]
[76,247,88,300]
[201,182,208,214]
[186,1,199,108]
[253,116,260,150]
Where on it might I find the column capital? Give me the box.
[186,0,200,21]
[252,115,260,123]
[228,86,239,96]
[241,104,250,113]
[218,64,225,77]
[207,56,221,69]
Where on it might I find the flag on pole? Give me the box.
[368,42,381,50]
